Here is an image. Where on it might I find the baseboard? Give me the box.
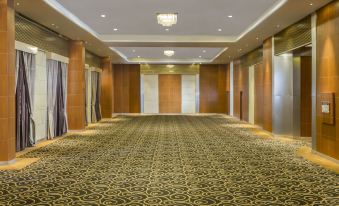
[0,159,16,166]
[312,150,339,165]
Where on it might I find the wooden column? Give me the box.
[262,38,273,132]
[101,57,113,118]
[67,41,85,130]
[0,0,15,164]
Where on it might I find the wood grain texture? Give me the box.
[112,64,141,113]
[0,0,16,162]
[233,61,249,121]
[262,38,273,132]
[254,63,264,128]
[100,57,113,118]
[316,0,339,160]
[225,64,231,115]
[67,41,85,130]
[300,56,312,137]
[159,74,182,113]
[199,65,227,113]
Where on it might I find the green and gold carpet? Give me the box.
[0,115,338,205]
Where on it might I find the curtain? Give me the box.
[91,71,98,122]
[47,60,68,139]
[85,70,88,125]
[16,51,35,151]
[95,72,102,121]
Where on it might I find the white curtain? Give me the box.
[47,60,59,139]
[60,62,68,133]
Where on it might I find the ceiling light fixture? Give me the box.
[100,14,106,18]
[218,28,222,32]
[157,13,178,27]
[166,65,175,69]
[228,15,233,18]
[309,3,313,6]
[164,50,175,57]
[113,28,118,31]
[132,49,136,53]
[165,28,169,31]
[203,50,206,53]
[137,56,141,58]
[199,56,202,58]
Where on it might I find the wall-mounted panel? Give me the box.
[200,65,227,113]
[159,74,181,113]
[143,75,159,113]
[113,64,141,113]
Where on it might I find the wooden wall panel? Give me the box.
[225,64,231,115]
[200,65,227,113]
[233,61,249,121]
[254,63,264,127]
[262,38,273,132]
[0,0,15,162]
[316,0,339,159]
[67,41,85,130]
[300,56,312,137]
[129,65,141,113]
[159,74,182,113]
[112,64,141,113]
[100,57,113,118]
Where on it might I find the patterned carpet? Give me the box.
[0,115,338,206]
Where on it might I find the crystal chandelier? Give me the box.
[157,13,178,27]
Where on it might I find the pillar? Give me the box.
[100,57,113,118]
[67,41,85,130]
[0,0,15,164]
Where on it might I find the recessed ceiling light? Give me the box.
[203,50,206,53]
[309,3,313,6]
[218,28,222,32]
[132,49,136,53]
[100,14,106,18]
[228,15,233,18]
[256,37,259,40]
[51,23,55,26]
[157,13,178,27]
[113,28,118,31]
[137,56,141,58]
[164,50,175,57]
[276,24,280,28]
[16,2,20,6]
[165,28,169,31]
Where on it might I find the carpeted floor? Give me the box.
[0,115,338,206]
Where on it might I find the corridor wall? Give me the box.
[316,0,339,160]
[199,64,227,113]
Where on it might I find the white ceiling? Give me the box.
[15,0,333,64]
[111,47,227,63]
[49,0,284,63]
[55,0,281,38]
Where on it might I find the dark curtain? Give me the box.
[55,63,67,136]
[16,51,33,152]
[95,72,102,121]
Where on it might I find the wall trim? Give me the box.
[46,52,69,63]
[15,41,38,54]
